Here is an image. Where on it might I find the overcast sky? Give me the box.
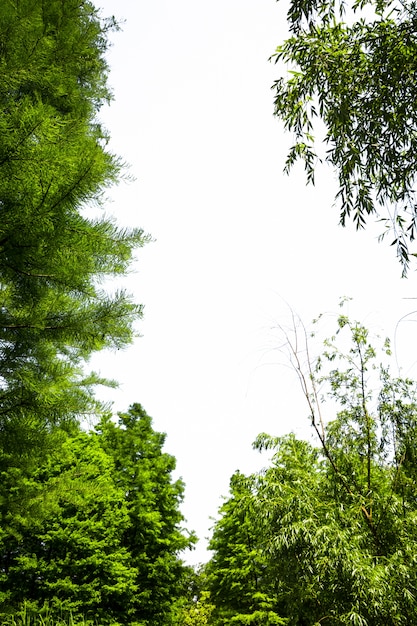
[93,0,417,564]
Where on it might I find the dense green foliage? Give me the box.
[96,404,195,624]
[0,0,150,596]
[207,473,284,625]
[0,404,194,625]
[271,0,417,271]
[174,591,215,626]
[207,317,417,625]
[0,0,147,448]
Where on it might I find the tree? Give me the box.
[206,472,285,625]
[207,315,417,624]
[0,404,194,625]
[95,404,196,625]
[0,430,137,623]
[0,0,148,451]
[271,0,417,272]
[172,566,215,626]
[263,317,417,623]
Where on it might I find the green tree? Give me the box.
[0,429,136,623]
[95,404,196,625]
[260,318,417,624]
[271,0,417,271]
[0,405,194,625]
[0,0,148,448]
[171,565,214,626]
[176,591,215,626]
[207,472,285,625]
[208,316,417,624]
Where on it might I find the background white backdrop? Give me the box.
[91,0,417,564]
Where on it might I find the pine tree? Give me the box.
[96,404,196,625]
[0,405,195,625]
[0,1,147,452]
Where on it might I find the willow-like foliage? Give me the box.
[208,317,417,625]
[272,0,417,272]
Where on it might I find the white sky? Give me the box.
[92,0,417,564]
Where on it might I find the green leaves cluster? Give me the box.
[272,0,417,271]
[0,404,194,626]
[206,471,287,626]
[207,317,417,625]
[0,0,148,447]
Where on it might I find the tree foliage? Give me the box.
[271,0,417,272]
[0,4,195,625]
[0,0,148,449]
[96,404,196,625]
[0,404,194,625]
[207,316,417,624]
[206,472,285,626]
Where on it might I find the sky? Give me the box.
[92,0,417,564]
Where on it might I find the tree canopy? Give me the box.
[0,4,155,620]
[206,315,417,625]
[271,0,417,272]
[0,404,195,625]
[0,0,148,451]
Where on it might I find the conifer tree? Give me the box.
[0,405,194,625]
[0,1,147,451]
[96,404,196,625]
